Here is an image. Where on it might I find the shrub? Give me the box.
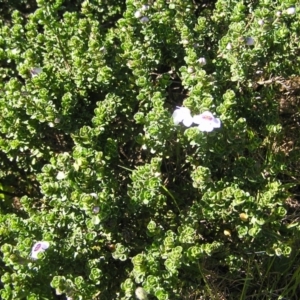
[0,0,300,299]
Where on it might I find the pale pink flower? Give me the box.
[31,241,50,259]
[193,111,221,132]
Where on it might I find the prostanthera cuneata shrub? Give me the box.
[0,0,300,299]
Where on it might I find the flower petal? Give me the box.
[198,123,214,132]
[182,115,193,127]
[213,118,221,128]
[192,114,202,125]
[193,111,214,124]
[172,110,183,125]
[40,241,50,250]
[172,107,191,125]
[31,251,39,259]
[179,107,191,116]
[201,111,214,119]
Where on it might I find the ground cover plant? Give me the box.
[0,0,300,299]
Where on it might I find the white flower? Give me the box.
[187,67,194,73]
[172,106,193,127]
[286,7,296,15]
[276,11,282,17]
[30,67,42,77]
[245,37,255,46]
[193,111,221,132]
[48,118,60,127]
[198,57,206,65]
[134,10,142,18]
[31,241,50,260]
[140,16,149,23]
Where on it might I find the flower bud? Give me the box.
[93,206,100,214]
[141,4,150,11]
[140,16,149,23]
[226,43,232,50]
[224,230,231,236]
[135,287,148,300]
[286,7,296,15]
[134,11,142,18]
[239,213,249,221]
[245,37,255,46]
[198,57,206,65]
[257,19,264,26]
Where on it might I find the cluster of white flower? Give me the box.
[172,106,221,132]
[31,241,50,259]
[48,118,61,128]
[134,4,150,23]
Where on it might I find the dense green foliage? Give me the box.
[0,0,300,299]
